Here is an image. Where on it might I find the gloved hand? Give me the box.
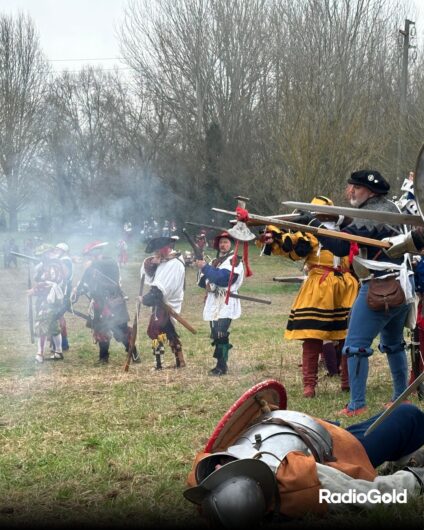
[292,211,314,225]
[142,286,164,307]
[280,234,294,252]
[70,288,79,304]
[383,232,419,258]
[294,237,312,257]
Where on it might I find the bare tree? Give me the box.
[45,68,122,225]
[262,0,405,206]
[0,13,49,230]
[120,0,273,217]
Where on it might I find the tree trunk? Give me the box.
[8,206,18,232]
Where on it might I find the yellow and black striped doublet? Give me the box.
[283,246,358,341]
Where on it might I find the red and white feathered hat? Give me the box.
[82,240,109,255]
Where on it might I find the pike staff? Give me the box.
[27,261,35,344]
[124,274,145,372]
[211,208,393,249]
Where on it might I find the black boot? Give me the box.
[97,341,109,365]
[209,344,228,376]
[153,341,164,370]
[155,353,163,370]
[209,344,221,375]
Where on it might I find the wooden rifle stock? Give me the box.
[124,274,145,372]
[182,228,204,259]
[164,303,197,334]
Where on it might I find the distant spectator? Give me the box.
[117,239,128,266]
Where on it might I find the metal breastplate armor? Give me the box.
[222,410,333,473]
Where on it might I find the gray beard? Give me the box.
[349,198,362,208]
[348,195,402,231]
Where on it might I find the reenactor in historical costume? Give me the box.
[140,236,186,370]
[123,221,133,242]
[259,196,358,397]
[184,380,424,528]
[71,241,139,365]
[29,244,65,363]
[49,242,74,352]
[195,231,244,376]
[117,239,128,267]
[313,171,414,416]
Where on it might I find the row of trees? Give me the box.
[0,0,423,231]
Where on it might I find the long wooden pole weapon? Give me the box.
[273,276,306,284]
[211,208,391,249]
[364,371,424,436]
[27,263,35,344]
[124,274,145,372]
[164,304,197,334]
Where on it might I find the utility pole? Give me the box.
[396,19,416,184]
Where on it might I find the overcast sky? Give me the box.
[0,0,423,75]
[0,0,129,74]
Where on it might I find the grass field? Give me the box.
[0,235,423,529]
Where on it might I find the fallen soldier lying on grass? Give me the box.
[184,380,424,528]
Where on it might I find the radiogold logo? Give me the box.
[319,489,408,504]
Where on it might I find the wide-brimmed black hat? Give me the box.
[348,170,390,195]
[145,236,179,254]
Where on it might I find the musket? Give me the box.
[183,227,272,305]
[124,274,145,372]
[185,221,229,232]
[11,251,40,263]
[27,263,35,344]
[212,208,392,249]
[228,292,271,305]
[68,308,90,321]
[164,303,197,334]
[273,276,306,283]
[182,228,204,260]
[364,371,424,436]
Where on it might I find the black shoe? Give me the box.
[47,352,64,361]
[95,358,109,365]
[209,367,226,376]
